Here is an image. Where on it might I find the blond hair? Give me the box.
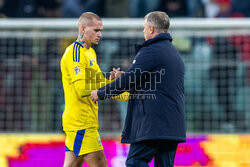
[78,12,101,27]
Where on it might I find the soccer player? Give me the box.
[60,12,120,167]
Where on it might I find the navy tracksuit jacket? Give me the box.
[98,33,186,144]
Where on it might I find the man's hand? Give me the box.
[109,68,124,80]
[90,90,99,102]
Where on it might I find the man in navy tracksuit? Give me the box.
[91,11,186,167]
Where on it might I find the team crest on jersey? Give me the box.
[74,66,81,75]
[90,60,95,66]
[90,60,93,66]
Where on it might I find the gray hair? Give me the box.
[144,11,170,33]
[78,12,101,26]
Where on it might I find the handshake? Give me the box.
[90,67,123,102]
[108,67,124,80]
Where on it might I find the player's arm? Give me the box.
[73,69,112,98]
[94,66,129,100]
[66,54,103,97]
[97,49,159,100]
[73,66,123,97]
[94,69,130,101]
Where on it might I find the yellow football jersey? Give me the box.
[61,41,111,131]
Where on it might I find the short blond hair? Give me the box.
[78,12,101,27]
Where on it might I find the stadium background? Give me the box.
[0,0,250,166]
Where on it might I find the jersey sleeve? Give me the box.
[65,43,90,97]
[68,44,87,83]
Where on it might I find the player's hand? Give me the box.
[90,90,99,103]
[109,67,120,80]
[109,67,124,80]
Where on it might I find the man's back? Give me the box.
[121,33,185,144]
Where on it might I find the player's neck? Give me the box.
[76,36,91,49]
[77,33,84,45]
[83,42,91,49]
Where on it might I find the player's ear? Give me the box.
[149,26,154,34]
[80,25,86,35]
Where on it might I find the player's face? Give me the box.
[84,18,103,46]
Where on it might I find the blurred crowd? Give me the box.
[0,0,250,18]
[0,0,250,133]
